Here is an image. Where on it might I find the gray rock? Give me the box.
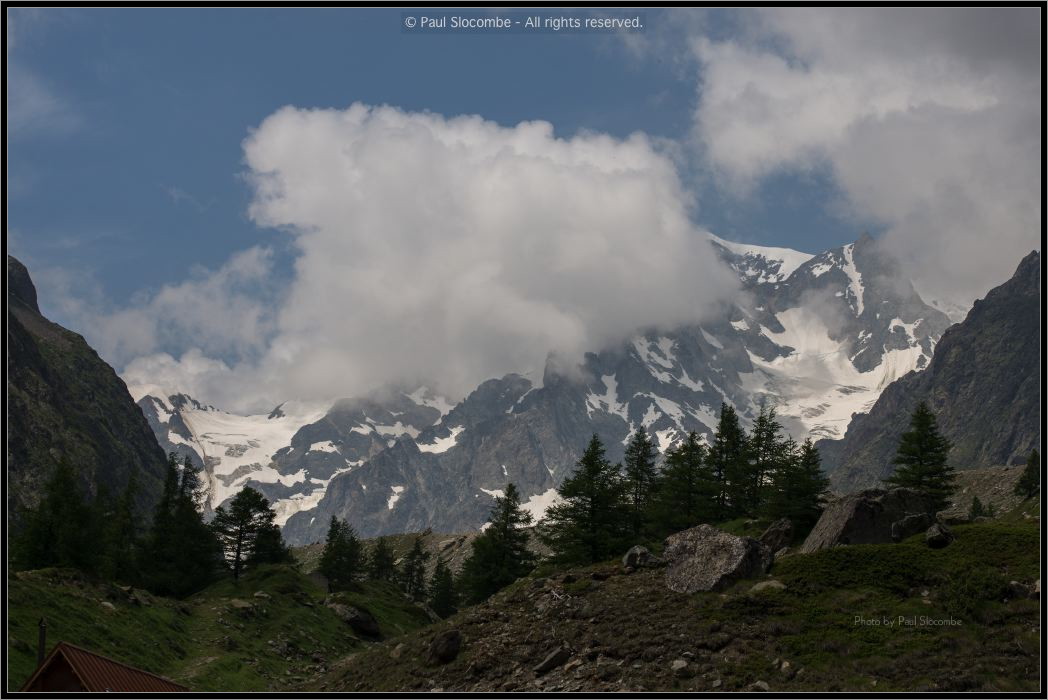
[534,646,572,675]
[671,659,692,678]
[622,545,661,569]
[750,680,771,691]
[427,629,462,665]
[891,512,934,541]
[750,580,787,594]
[925,522,954,549]
[758,518,793,552]
[801,488,936,553]
[325,601,381,637]
[663,524,773,593]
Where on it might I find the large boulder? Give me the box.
[801,488,936,553]
[325,599,381,638]
[925,522,955,549]
[427,629,462,665]
[759,518,794,552]
[663,524,773,593]
[891,513,934,542]
[622,545,662,569]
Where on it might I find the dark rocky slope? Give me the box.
[7,255,169,525]
[821,250,1041,492]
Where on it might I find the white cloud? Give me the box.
[112,104,737,412]
[691,7,1041,308]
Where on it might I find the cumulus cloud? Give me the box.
[118,104,737,411]
[691,7,1041,308]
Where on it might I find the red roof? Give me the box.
[20,641,189,692]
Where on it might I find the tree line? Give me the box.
[14,453,295,598]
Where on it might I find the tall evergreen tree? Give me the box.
[1015,449,1040,499]
[706,403,750,519]
[968,495,986,519]
[458,483,536,604]
[622,427,659,538]
[319,516,364,591]
[743,405,784,515]
[765,438,829,531]
[141,455,222,596]
[650,432,715,535]
[540,434,630,564]
[211,486,284,581]
[398,536,431,599]
[367,537,397,582]
[884,401,956,511]
[99,472,141,582]
[427,559,458,618]
[14,459,100,573]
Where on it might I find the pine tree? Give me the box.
[398,537,431,599]
[968,495,985,519]
[622,427,659,538]
[458,483,536,603]
[1015,449,1040,499]
[319,516,364,591]
[427,559,458,618]
[884,401,956,512]
[14,459,100,573]
[765,438,829,531]
[650,432,715,535]
[706,403,749,519]
[540,434,630,564]
[743,405,784,515]
[211,486,284,581]
[99,472,141,583]
[140,455,222,596]
[367,537,397,582]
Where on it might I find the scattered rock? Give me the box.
[671,659,693,678]
[663,524,773,593]
[750,580,787,594]
[925,522,954,549]
[759,518,793,552]
[253,591,271,599]
[750,680,770,691]
[622,545,662,570]
[427,630,462,665]
[99,601,116,612]
[891,513,934,542]
[1032,580,1041,599]
[801,488,936,553]
[390,643,406,659]
[325,601,381,637]
[534,646,572,675]
[229,598,254,610]
[711,679,722,688]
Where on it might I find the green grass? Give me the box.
[7,564,435,692]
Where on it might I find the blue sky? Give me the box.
[8,7,1038,410]
[9,7,861,319]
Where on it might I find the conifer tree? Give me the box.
[367,537,397,582]
[743,405,784,515]
[319,516,364,591]
[650,432,715,535]
[622,427,659,538]
[1015,449,1040,499]
[765,438,829,531]
[398,536,431,599]
[99,472,141,582]
[141,454,222,596]
[968,495,986,519]
[884,401,956,512]
[211,486,285,581]
[706,403,749,519]
[14,459,100,573]
[427,559,458,618]
[540,434,630,564]
[458,483,536,603]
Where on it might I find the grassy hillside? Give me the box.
[318,514,1040,693]
[7,564,433,692]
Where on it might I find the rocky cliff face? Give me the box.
[820,250,1041,492]
[7,256,169,525]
